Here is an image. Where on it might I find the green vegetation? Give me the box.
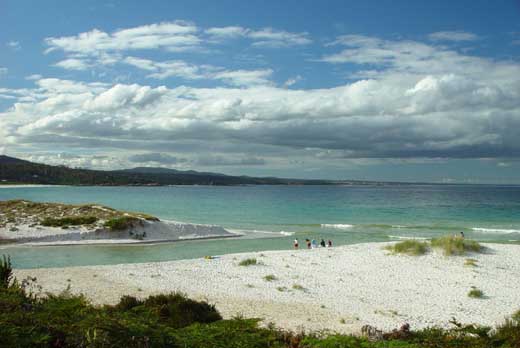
[104,216,141,230]
[0,199,158,232]
[263,274,277,282]
[386,237,484,257]
[431,236,482,256]
[292,284,305,291]
[0,154,339,186]
[41,215,98,227]
[238,258,258,266]
[385,240,429,255]
[465,258,479,267]
[468,287,485,299]
[1,255,13,288]
[2,253,520,347]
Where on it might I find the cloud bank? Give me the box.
[1,27,519,176]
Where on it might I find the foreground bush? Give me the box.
[2,253,520,347]
[385,240,429,255]
[431,236,482,255]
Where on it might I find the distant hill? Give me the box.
[119,167,227,177]
[0,155,30,165]
[0,155,350,186]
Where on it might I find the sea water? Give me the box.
[1,184,519,268]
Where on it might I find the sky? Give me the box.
[1,0,520,183]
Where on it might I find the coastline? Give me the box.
[7,233,241,247]
[13,242,520,334]
[0,184,62,188]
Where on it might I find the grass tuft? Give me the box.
[464,258,478,267]
[238,258,258,266]
[385,240,429,255]
[292,284,306,291]
[263,274,277,282]
[431,236,482,256]
[468,287,484,299]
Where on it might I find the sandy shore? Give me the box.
[14,242,520,334]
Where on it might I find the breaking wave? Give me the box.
[388,235,429,240]
[471,227,520,234]
[321,224,354,229]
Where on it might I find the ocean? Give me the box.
[1,184,519,269]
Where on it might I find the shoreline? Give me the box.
[13,242,520,334]
[3,233,241,248]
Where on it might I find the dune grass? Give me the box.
[385,240,429,255]
[292,284,306,291]
[431,236,482,256]
[263,274,277,282]
[238,258,258,266]
[465,258,479,267]
[468,287,485,299]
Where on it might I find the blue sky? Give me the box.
[1,0,520,183]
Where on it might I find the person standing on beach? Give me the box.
[294,238,299,249]
[320,239,326,247]
[460,231,465,239]
[306,238,311,249]
[311,239,317,249]
[327,239,333,247]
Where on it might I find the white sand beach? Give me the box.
[14,242,520,334]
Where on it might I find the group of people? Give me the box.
[293,238,332,249]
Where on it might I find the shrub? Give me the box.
[140,293,222,328]
[104,216,141,230]
[114,295,143,311]
[41,215,98,227]
[431,236,482,256]
[0,282,223,347]
[385,240,429,255]
[239,258,258,266]
[468,287,484,299]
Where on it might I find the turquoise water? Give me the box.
[1,184,519,269]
